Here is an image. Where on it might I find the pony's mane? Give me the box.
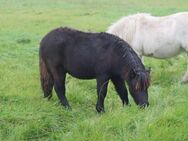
[134,71,150,91]
[122,43,150,90]
[107,13,151,43]
[102,33,150,90]
[101,33,144,71]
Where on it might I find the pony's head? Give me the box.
[108,31,151,107]
[126,68,150,107]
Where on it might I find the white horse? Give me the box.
[107,12,188,83]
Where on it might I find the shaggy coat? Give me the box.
[39,27,150,112]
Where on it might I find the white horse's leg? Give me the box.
[182,53,188,83]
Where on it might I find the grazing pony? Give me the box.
[107,12,188,83]
[39,27,150,112]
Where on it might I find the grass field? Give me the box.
[1,0,188,140]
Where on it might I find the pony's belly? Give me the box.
[67,66,95,79]
[68,72,96,80]
[144,44,182,59]
[153,48,182,59]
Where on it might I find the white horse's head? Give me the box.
[107,13,151,44]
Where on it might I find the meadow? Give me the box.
[0,0,188,140]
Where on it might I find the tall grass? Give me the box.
[0,0,188,140]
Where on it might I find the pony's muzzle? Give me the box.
[139,102,149,108]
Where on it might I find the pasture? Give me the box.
[0,0,188,140]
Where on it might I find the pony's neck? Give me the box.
[121,44,145,73]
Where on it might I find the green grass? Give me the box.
[1,0,188,140]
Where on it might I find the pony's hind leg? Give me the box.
[96,75,109,113]
[51,68,70,109]
[111,77,129,105]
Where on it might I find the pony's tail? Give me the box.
[39,56,54,99]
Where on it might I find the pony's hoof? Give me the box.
[59,101,72,110]
[181,81,186,84]
[65,105,72,111]
[96,106,105,113]
[181,79,188,84]
[44,94,52,100]
[124,103,131,107]
[62,104,72,111]
[181,73,188,84]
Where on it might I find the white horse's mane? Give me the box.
[107,13,151,44]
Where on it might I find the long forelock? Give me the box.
[134,72,150,91]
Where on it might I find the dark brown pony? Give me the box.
[39,27,150,112]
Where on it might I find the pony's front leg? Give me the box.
[111,77,129,105]
[96,76,109,113]
[182,53,188,83]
